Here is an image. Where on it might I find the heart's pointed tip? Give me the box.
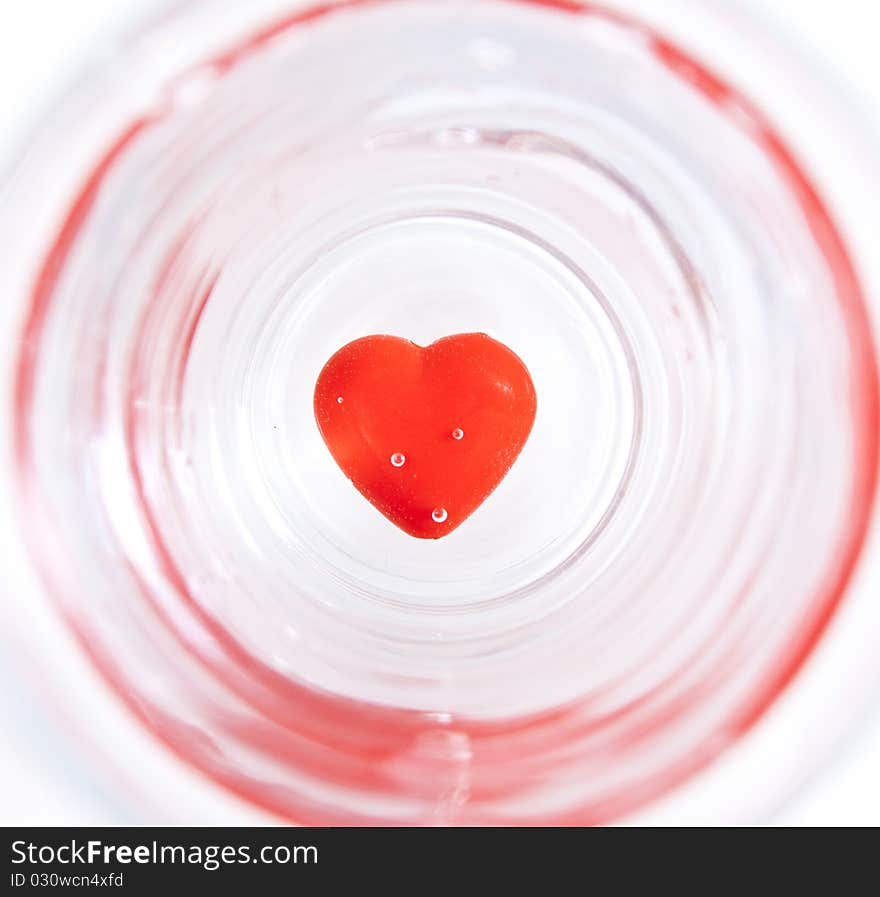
[407,531,456,541]
[393,518,461,540]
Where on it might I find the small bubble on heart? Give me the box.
[390,452,406,468]
[452,428,464,440]
[432,508,448,523]
[336,396,344,404]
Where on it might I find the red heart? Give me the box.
[314,333,537,539]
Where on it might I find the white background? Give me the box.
[0,0,878,825]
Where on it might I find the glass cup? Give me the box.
[2,0,879,823]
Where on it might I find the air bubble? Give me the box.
[336,396,344,404]
[432,508,448,524]
[390,453,406,468]
[452,428,464,440]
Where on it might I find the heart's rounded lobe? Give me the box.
[314,333,537,539]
